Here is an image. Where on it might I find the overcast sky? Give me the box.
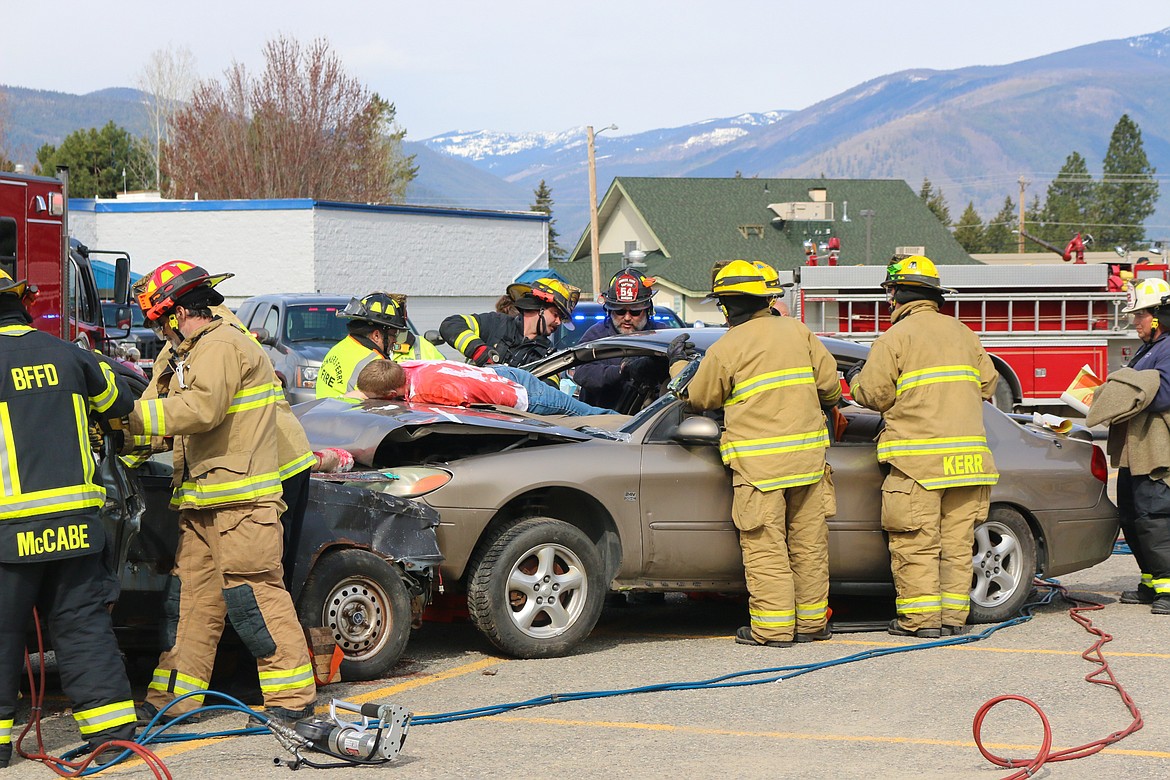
[3,1,1169,139]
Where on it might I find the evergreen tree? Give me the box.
[1095,114,1159,248]
[531,179,564,261]
[983,196,1017,253]
[1040,152,1095,246]
[919,177,951,226]
[953,202,985,253]
[34,121,152,198]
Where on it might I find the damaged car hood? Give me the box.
[294,397,595,466]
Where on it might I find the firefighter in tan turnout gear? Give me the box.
[669,260,841,647]
[127,261,316,722]
[846,256,999,639]
[123,275,321,590]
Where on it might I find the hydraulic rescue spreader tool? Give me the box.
[268,698,411,770]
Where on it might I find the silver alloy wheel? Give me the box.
[971,519,1023,607]
[323,575,389,660]
[506,542,589,638]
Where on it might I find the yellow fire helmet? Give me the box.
[881,254,955,294]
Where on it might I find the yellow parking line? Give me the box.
[483,715,1170,759]
[346,657,508,704]
[615,632,1170,659]
[829,638,1170,659]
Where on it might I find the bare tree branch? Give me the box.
[137,45,198,194]
[165,35,415,202]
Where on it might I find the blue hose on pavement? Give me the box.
[409,581,1060,726]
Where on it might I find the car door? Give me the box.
[824,410,890,583]
[635,401,745,585]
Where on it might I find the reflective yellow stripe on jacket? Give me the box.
[89,361,122,414]
[280,450,317,480]
[721,429,830,462]
[228,382,281,414]
[726,367,816,405]
[451,315,481,354]
[0,394,105,518]
[895,364,980,397]
[876,435,997,488]
[170,470,284,509]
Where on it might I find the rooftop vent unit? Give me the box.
[767,201,834,222]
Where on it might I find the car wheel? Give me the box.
[466,517,606,658]
[967,507,1037,623]
[297,548,412,681]
[992,373,1014,412]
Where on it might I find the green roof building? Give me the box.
[561,177,975,323]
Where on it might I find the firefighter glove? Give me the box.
[845,361,865,387]
[623,356,665,386]
[666,334,699,366]
[471,345,502,366]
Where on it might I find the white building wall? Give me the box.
[313,207,546,295]
[313,205,548,334]
[79,202,314,306]
[71,200,548,321]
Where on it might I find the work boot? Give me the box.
[887,619,941,639]
[264,705,316,722]
[136,700,205,727]
[734,626,794,648]
[0,743,11,769]
[794,626,833,643]
[1120,584,1156,604]
[86,724,136,768]
[1152,596,1170,615]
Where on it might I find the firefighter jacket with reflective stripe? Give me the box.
[685,310,841,491]
[439,311,554,367]
[850,300,999,490]
[0,322,133,561]
[1090,367,1170,482]
[127,308,316,481]
[128,318,285,511]
[316,333,443,398]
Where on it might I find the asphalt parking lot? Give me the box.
[5,549,1169,780]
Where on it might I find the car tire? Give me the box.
[466,517,606,658]
[967,507,1037,624]
[297,548,412,681]
[992,372,1014,412]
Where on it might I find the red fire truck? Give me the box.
[794,260,1166,412]
[0,167,131,346]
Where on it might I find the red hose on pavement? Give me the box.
[15,609,172,779]
[972,582,1143,779]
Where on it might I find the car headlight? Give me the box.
[362,467,452,498]
[294,365,319,388]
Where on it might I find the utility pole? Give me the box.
[587,124,617,301]
[1017,176,1028,253]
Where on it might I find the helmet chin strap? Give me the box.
[534,309,550,339]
